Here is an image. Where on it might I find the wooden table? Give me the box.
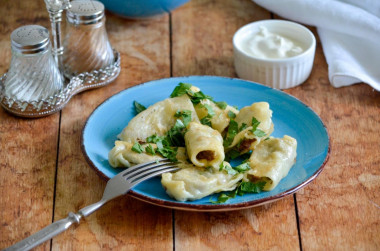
[1,0,379,250]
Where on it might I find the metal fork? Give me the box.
[5,159,179,251]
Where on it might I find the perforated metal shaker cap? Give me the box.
[11,25,50,54]
[67,0,105,25]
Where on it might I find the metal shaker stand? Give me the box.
[0,0,121,118]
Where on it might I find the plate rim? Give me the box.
[81,75,330,212]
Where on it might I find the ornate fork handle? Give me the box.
[5,212,81,251]
[5,198,110,251]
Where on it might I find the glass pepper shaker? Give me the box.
[62,0,115,78]
[4,25,64,102]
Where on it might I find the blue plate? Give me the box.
[82,76,330,211]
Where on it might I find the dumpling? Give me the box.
[108,141,187,168]
[245,135,297,190]
[184,122,224,169]
[119,95,199,143]
[161,162,244,201]
[227,102,274,153]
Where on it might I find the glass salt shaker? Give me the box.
[62,0,115,78]
[4,25,64,102]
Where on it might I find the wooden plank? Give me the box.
[172,0,271,77]
[0,0,59,250]
[284,28,380,250]
[51,12,173,250]
[171,0,300,249]
[174,201,299,250]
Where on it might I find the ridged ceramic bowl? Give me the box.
[98,0,189,19]
[233,20,316,89]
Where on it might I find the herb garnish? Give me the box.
[233,162,250,173]
[133,101,146,114]
[143,110,192,162]
[219,162,238,175]
[170,83,193,98]
[215,101,227,110]
[227,110,236,119]
[170,83,213,104]
[219,161,251,176]
[239,123,248,132]
[223,120,239,147]
[224,149,240,162]
[198,103,215,127]
[156,146,178,162]
[174,110,192,126]
[201,103,216,117]
[190,91,213,105]
[146,134,178,162]
[212,193,230,203]
[210,180,266,204]
[131,142,144,153]
[239,181,266,194]
[251,116,266,137]
[145,144,156,155]
[200,115,212,127]
[146,134,165,144]
[251,117,260,129]
[171,83,230,117]
[166,119,186,146]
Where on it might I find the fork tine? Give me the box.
[129,166,180,186]
[126,164,178,182]
[118,158,171,177]
[122,162,173,180]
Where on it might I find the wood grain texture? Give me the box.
[284,30,380,250]
[172,0,270,77]
[51,11,173,251]
[0,1,59,250]
[171,1,300,250]
[174,200,299,250]
[275,16,380,250]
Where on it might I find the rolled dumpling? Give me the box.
[161,162,244,201]
[227,102,274,153]
[245,135,297,190]
[184,122,224,168]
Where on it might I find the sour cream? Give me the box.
[240,26,304,59]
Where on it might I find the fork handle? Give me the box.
[5,212,81,251]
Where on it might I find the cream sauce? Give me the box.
[241,26,304,59]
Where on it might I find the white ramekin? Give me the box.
[233,20,316,89]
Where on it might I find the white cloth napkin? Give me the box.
[253,0,380,91]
